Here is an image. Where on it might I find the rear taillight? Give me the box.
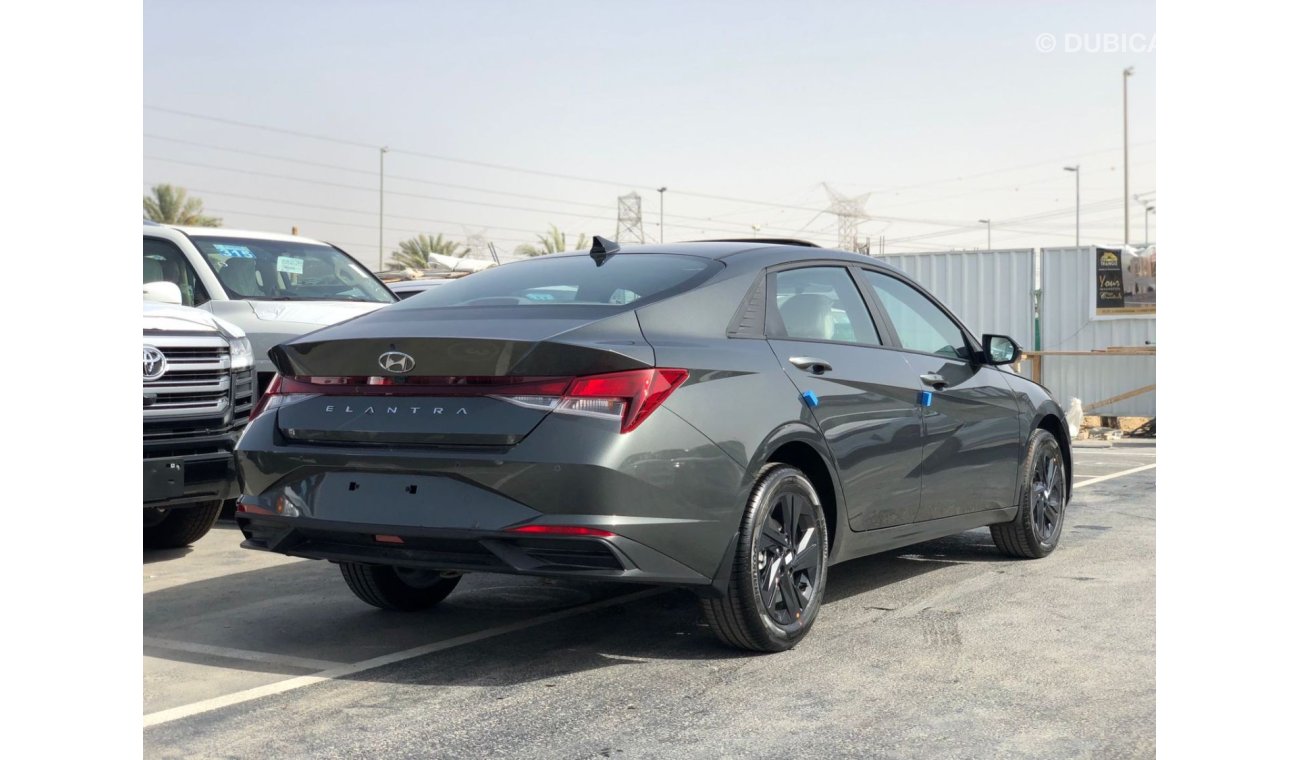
[248,374,282,421]
[560,368,688,433]
[259,368,688,433]
[249,373,322,421]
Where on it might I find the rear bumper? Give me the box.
[234,405,749,581]
[236,512,713,587]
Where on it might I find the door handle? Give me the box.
[919,373,949,390]
[789,356,833,375]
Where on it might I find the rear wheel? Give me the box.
[991,429,1067,558]
[143,500,223,549]
[339,563,461,611]
[701,465,829,652]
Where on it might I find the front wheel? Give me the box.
[143,500,223,549]
[990,429,1068,558]
[701,464,829,652]
[339,563,461,611]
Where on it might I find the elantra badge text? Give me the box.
[324,405,470,416]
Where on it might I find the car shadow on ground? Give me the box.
[144,527,1022,694]
[143,546,194,563]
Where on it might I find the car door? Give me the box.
[859,269,1023,521]
[764,265,926,531]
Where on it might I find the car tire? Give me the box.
[701,464,829,652]
[143,500,223,549]
[339,563,461,611]
[990,429,1068,559]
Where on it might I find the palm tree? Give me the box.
[515,225,590,257]
[143,184,221,226]
[392,233,469,270]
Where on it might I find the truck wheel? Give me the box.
[339,563,462,611]
[700,464,829,652]
[143,500,223,549]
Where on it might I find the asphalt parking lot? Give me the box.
[144,441,1155,759]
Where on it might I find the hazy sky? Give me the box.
[144,0,1156,267]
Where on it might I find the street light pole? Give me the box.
[978,219,991,250]
[1144,203,1155,245]
[1123,67,1134,247]
[657,187,667,244]
[379,146,389,270]
[1063,165,1080,247]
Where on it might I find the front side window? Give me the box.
[188,235,394,303]
[143,237,210,307]
[865,271,969,359]
[767,267,880,346]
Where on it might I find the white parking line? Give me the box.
[144,637,345,672]
[143,587,666,728]
[1075,463,1156,489]
[1073,449,1157,457]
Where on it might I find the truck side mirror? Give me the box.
[144,281,183,305]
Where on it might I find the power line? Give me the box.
[158,185,555,237]
[144,152,847,239]
[145,155,616,225]
[147,106,1121,230]
[199,206,532,247]
[145,134,616,212]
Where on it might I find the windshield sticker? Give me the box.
[211,244,255,258]
[277,256,305,274]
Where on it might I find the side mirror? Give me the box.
[982,334,1022,366]
[143,281,183,305]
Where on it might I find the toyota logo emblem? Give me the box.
[378,351,416,374]
[143,346,168,381]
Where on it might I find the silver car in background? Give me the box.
[143,223,397,392]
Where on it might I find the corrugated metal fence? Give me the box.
[880,246,1155,417]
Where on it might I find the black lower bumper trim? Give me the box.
[236,514,708,586]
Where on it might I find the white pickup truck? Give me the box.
[143,222,396,394]
[142,301,255,547]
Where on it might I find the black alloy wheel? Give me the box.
[701,464,829,652]
[991,429,1068,559]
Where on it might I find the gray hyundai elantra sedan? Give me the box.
[235,238,1071,652]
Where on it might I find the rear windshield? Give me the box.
[393,254,721,311]
[189,235,395,304]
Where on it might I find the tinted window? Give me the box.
[397,254,721,311]
[768,267,880,345]
[865,271,969,359]
[143,237,210,307]
[189,235,394,304]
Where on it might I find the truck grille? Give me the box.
[144,335,231,418]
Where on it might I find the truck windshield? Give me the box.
[188,235,395,304]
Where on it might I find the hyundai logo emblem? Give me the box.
[143,346,167,381]
[378,351,416,374]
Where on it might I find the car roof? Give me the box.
[539,241,894,268]
[151,224,334,246]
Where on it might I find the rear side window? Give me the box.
[767,267,881,346]
[395,254,721,311]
